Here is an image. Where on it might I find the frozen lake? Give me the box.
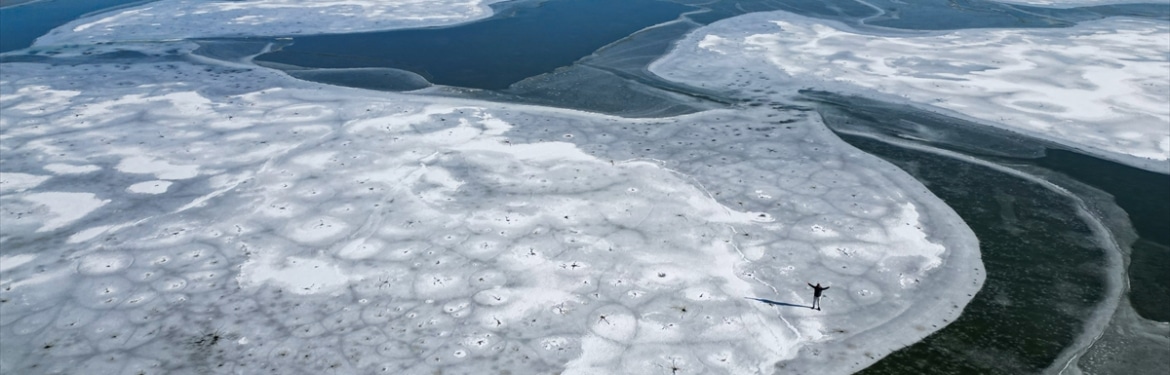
[2,0,1167,374]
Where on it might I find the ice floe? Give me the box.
[651,13,1170,173]
[33,0,506,47]
[0,43,981,374]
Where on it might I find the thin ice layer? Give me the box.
[32,0,505,47]
[650,13,1170,173]
[0,44,980,374]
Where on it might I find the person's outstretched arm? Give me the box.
[824,286,829,290]
[808,283,814,288]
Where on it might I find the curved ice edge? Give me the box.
[1,42,982,374]
[28,0,510,48]
[836,128,1132,374]
[647,12,1170,175]
[804,86,1170,176]
[768,151,984,375]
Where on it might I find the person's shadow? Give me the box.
[745,297,808,309]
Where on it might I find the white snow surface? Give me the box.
[0,42,982,373]
[651,13,1170,173]
[43,163,101,175]
[127,180,174,194]
[33,0,506,46]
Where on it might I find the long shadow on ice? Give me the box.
[746,297,808,309]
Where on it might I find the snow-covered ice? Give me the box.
[651,13,1170,173]
[0,172,50,194]
[126,180,173,195]
[0,43,981,373]
[0,0,996,373]
[33,0,506,46]
[43,163,101,175]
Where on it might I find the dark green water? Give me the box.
[1037,150,1170,322]
[841,133,1110,375]
[809,91,1170,372]
[1038,150,1170,247]
[808,91,1170,325]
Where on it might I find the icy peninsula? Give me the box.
[652,12,1170,173]
[1,0,1166,374]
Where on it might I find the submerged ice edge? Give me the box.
[0,38,980,374]
[836,128,1134,374]
[649,12,1170,174]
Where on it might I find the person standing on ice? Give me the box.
[808,283,829,310]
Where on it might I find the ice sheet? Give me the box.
[650,13,1170,173]
[0,45,981,373]
[32,0,506,46]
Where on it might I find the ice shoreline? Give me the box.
[650,12,1170,175]
[1,41,981,373]
[1,1,989,373]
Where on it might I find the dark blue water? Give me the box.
[255,0,693,90]
[0,0,152,53]
[253,0,1168,91]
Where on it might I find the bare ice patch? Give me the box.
[651,13,1170,173]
